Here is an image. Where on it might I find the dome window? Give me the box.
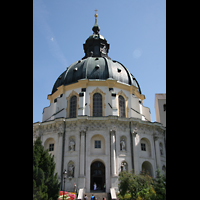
[95,64,100,69]
[93,93,102,117]
[119,95,125,117]
[69,96,77,118]
[117,68,121,73]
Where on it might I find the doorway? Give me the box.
[90,161,105,191]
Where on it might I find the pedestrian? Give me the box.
[91,194,95,200]
[103,183,105,192]
[74,183,77,193]
[84,194,88,200]
[94,182,97,190]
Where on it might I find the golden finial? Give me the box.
[94,9,98,18]
[93,9,100,33]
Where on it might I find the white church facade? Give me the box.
[33,14,166,195]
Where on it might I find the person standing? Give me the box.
[91,194,95,200]
[103,183,105,192]
[74,183,77,193]
[84,194,88,200]
[94,182,97,190]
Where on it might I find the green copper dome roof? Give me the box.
[51,16,141,95]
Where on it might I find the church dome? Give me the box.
[52,57,141,94]
[51,15,141,95]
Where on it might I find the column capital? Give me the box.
[58,132,63,137]
[153,133,159,141]
[110,129,116,135]
[80,127,87,135]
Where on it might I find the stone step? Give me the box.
[84,192,109,200]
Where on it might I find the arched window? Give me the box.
[44,138,55,156]
[69,95,77,118]
[119,95,125,117]
[93,93,102,117]
[140,138,151,157]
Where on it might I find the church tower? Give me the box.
[33,13,166,196]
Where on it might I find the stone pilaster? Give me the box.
[154,134,161,170]
[80,129,86,176]
[110,129,117,176]
[132,128,140,174]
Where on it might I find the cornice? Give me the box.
[47,79,145,103]
[33,116,165,137]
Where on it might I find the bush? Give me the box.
[118,169,166,200]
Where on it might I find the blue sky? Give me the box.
[33,0,166,123]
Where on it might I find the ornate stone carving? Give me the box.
[132,128,138,137]
[58,132,63,137]
[80,126,87,134]
[58,123,64,133]
[153,134,159,141]
[110,129,116,135]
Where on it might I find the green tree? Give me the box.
[153,169,166,200]
[118,170,157,200]
[33,137,60,200]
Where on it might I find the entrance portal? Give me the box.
[90,161,105,191]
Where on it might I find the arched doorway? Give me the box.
[142,161,153,177]
[90,161,105,191]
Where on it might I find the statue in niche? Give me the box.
[120,138,126,151]
[160,144,163,155]
[121,162,127,172]
[69,139,75,151]
[68,163,75,177]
